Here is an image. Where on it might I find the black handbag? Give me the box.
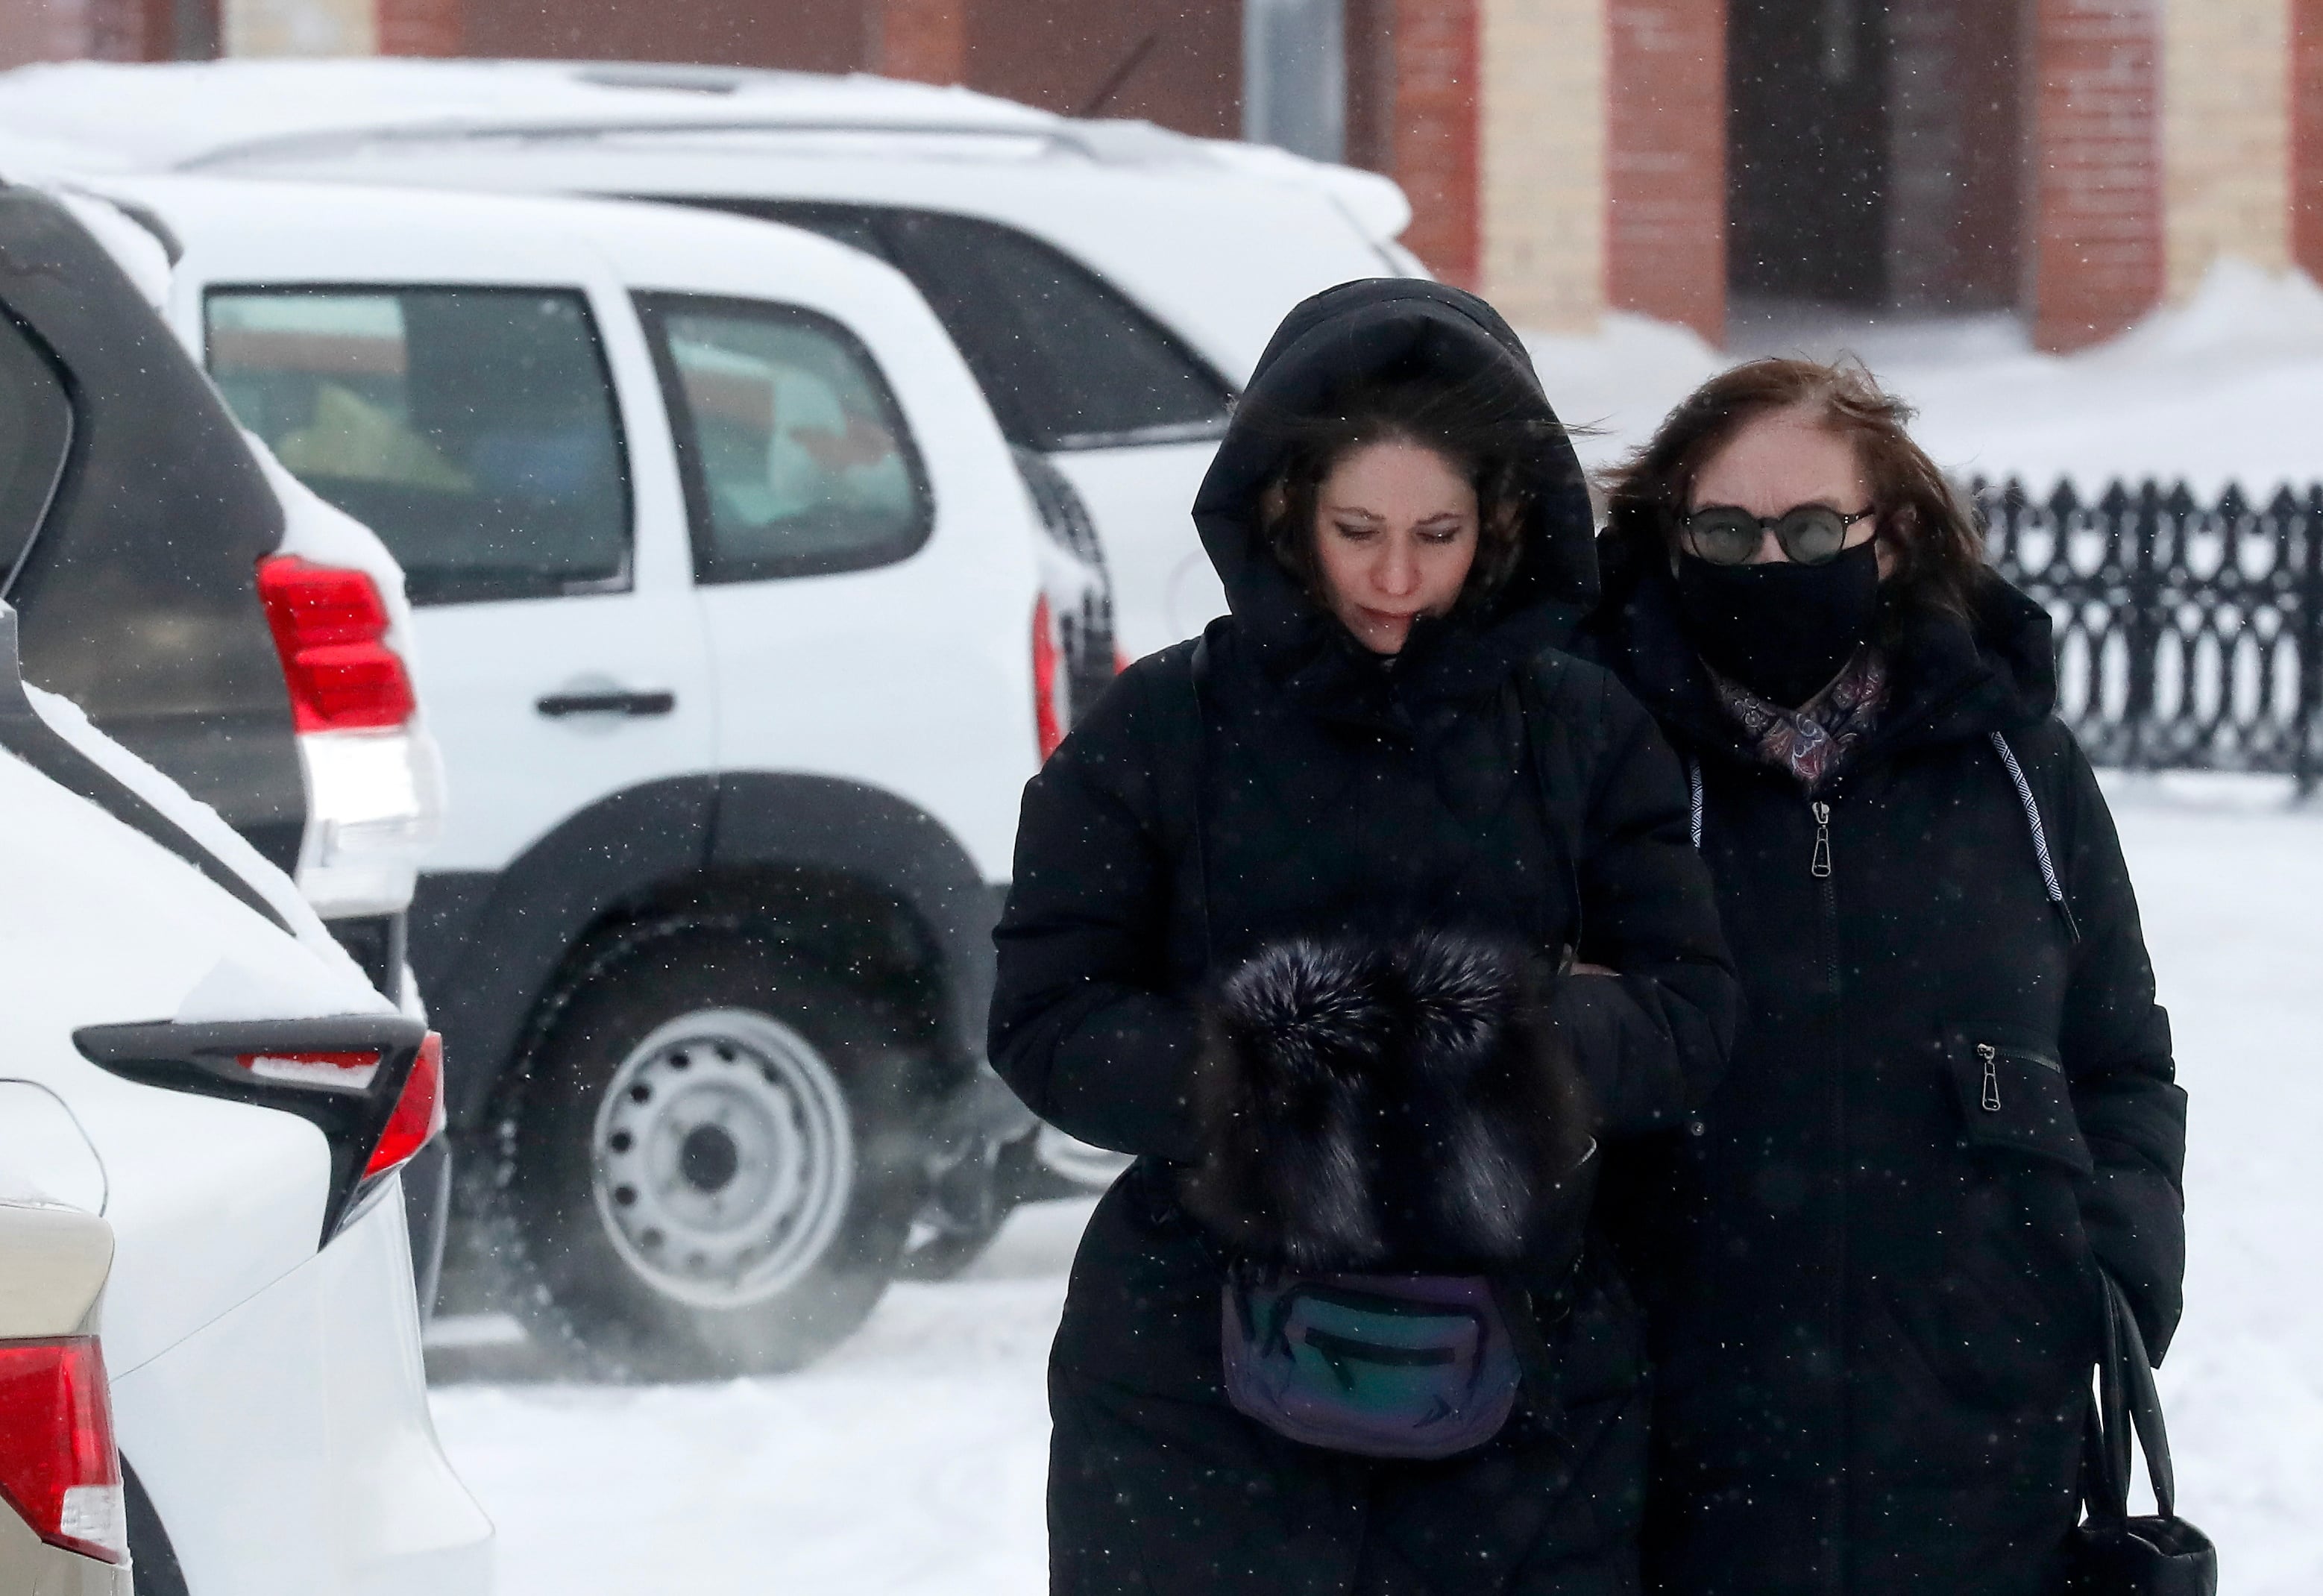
[2062,1271,2217,1595]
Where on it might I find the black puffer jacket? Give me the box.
[1583,556,2187,1596]
[989,280,1738,1596]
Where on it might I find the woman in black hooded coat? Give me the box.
[1581,359,2187,1595]
[989,280,1737,1595]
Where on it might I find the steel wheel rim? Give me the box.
[589,1007,854,1308]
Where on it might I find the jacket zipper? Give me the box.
[1975,1040,2063,1114]
[1806,779,1846,1596]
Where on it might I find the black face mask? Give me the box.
[1673,540,1881,708]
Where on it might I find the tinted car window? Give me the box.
[206,288,630,606]
[0,312,71,583]
[881,213,1231,450]
[654,199,1231,452]
[637,294,930,583]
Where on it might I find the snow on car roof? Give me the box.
[0,58,1408,239]
[0,57,1082,170]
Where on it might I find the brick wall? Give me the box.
[0,1,83,66]
[873,0,967,83]
[377,0,460,55]
[1607,0,1724,342]
[2163,0,2290,300]
[963,0,1239,134]
[1391,0,1480,287]
[457,0,862,72]
[2290,0,2323,281]
[0,0,211,64]
[2028,0,2161,351]
[1479,0,1603,332]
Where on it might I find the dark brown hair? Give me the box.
[1245,370,1559,615]
[1601,356,1990,623]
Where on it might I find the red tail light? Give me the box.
[0,1338,125,1564]
[1032,595,1065,761]
[257,556,417,733]
[365,1031,444,1179]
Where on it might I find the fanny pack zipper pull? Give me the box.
[1809,800,1832,879]
[1978,1043,2002,1112]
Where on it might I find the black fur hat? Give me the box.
[1178,931,1597,1275]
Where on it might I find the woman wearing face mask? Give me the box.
[1582,359,2187,1595]
[990,280,1736,1595]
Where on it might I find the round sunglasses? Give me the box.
[1679,503,1876,567]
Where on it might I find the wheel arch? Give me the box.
[413,773,1003,1131]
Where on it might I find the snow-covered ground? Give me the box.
[428,779,2323,1595]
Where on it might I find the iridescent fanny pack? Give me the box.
[1221,1272,1524,1460]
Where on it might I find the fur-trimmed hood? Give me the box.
[1179,931,1597,1276]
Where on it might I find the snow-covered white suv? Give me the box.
[0,57,1419,660]
[0,602,491,1596]
[98,171,1096,1376]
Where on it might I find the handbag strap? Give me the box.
[1185,634,1215,969]
[2085,1268,2179,1523]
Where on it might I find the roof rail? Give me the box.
[176,116,1114,173]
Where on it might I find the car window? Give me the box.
[880,211,1233,451]
[652,196,900,268]
[636,294,931,583]
[205,288,630,606]
[0,310,72,585]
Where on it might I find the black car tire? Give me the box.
[499,928,923,1379]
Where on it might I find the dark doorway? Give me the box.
[1729,0,1891,307]
[1727,0,2025,318]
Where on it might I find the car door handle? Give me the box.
[535,690,677,719]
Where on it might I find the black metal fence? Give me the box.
[1975,480,2323,791]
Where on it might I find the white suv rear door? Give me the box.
[140,180,717,877]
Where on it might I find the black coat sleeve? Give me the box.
[986,659,1204,1164]
[1550,670,1741,1137]
[2049,729,2188,1359]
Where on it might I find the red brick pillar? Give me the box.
[2027,0,2161,352]
[2295,0,2323,282]
[1390,0,1481,289]
[1607,0,1726,345]
[876,0,971,84]
[80,0,176,59]
[379,0,465,55]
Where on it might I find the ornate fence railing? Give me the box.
[1975,480,2323,789]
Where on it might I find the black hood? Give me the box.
[1192,280,1597,704]
[1585,533,2059,762]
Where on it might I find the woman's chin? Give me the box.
[1345,610,1415,654]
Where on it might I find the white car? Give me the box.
[0,1188,127,1596]
[0,163,453,1299]
[84,169,1097,1375]
[0,56,1420,659]
[0,602,491,1595]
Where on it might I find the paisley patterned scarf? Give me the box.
[1709,649,1890,793]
